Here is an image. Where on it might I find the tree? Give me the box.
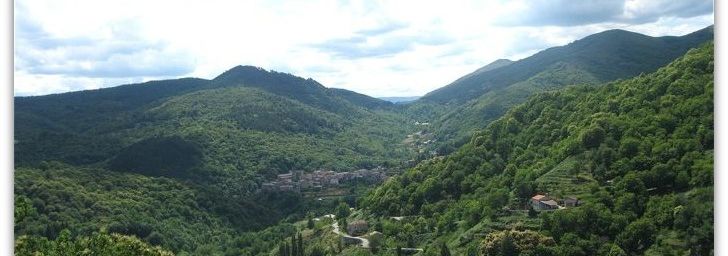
[290,235,297,256]
[340,218,348,234]
[14,196,35,224]
[278,242,286,256]
[337,236,343,253]
[499,233,517,256]
[606,244,627,256]
[481,230,555,255]
[369,232,383,254]
[309,245,325,256]
[616,218,656,254]
[336,202,351,220]
[440,242,451,256]
[581,125,606,148]
[307,216,315,229]
[528,207,538,218]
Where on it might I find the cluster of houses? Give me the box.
[261,167,389,193]
[529,194,581,211]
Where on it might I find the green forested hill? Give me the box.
[362,42,713,255]
[14,66,416,255]
[411,26,713,155]
[15,66,404,168]
[420,26,713,105]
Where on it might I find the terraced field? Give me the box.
[534,156,600,200]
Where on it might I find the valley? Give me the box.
[13,26,714,256]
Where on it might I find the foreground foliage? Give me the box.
[16,230,173,256]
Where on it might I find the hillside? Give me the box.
[420,26,713,105]
[15,66,412,171]
[13,66,417,255]
[412,26,714,154]
[361,42,713,255]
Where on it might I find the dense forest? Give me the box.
[362,42,713,255]
[411,26,713,155]
[13,26,714,255]
[14,66,419,255]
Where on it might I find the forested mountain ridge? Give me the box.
[14,65,417,255]
[361,42,713,255]
[410,26,714,155]
[420,26,713,105]
[211,65,394,112]
[15,66,408,170]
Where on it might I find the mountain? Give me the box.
[411,26,714,154]
[14,65,418,254]
[450,58,513,85]
[362,42,713,255]
[421,26,713,105]
[330,88,395,109]
[378,96,421,104]
[15,66,412,168]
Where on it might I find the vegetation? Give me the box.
[13,27,714,255]
[363,42,713,255]
[411,25,713,155]
[14,66,417,254]
[16,230,174,256]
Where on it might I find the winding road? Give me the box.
[332,220,370,248]
[323,214,422,252]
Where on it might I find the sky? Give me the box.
[14,0,714,97]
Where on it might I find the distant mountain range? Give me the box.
[378,96,421,104]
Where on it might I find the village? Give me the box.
[260,167,390,193]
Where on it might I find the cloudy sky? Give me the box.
[14,0,714,97]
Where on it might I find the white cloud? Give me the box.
[14,0,715,97]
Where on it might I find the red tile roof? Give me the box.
[531,195,546,200]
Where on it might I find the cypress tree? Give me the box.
[291,236,297,256]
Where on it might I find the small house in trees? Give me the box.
[530,194,558,211]
[563,196,581,207]
[347,220,368,236]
